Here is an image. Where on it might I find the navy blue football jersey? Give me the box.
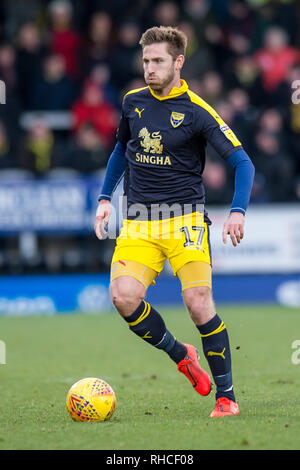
[117,79,242,209]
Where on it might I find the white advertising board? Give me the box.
[208,204,300,273]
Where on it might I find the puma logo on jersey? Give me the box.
[135,107,144,118]
[207,347,226,360]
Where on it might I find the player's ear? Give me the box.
[175,54,185,71]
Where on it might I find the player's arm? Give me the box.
[94,141,126,240]
[193,101,255,246]
[97,140,126,203]
[94,103,130,240]
[222,148,255,247]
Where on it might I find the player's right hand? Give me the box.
[94,200,112,240]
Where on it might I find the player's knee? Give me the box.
[183,286,215,323]
[110,277,145,316]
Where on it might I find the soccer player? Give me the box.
[94,26,255,417]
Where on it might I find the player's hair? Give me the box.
[139,26,187,59]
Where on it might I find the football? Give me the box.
[66,377,116,422]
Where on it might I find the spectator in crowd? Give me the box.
[181,0,226,72]
[257,107,287,147]
[71,81,118,150]
[275,63,300,173]
[252,129,294,202]
[109,21,141,90]
[225,55,264,107]
[15,22,46,109]
[0,120,15,169]
[186,77,203,96]
[122,0,155,32]
[227,0,254,35]
[249,0,299,51]
[48,0,83,79]
[289,72,300,174]
[254,26,299,94]
[182,0,219,45]
[227,87,257,148]
[214,99,235,128]
[63,122,109,173]
[200,70,224,106]
[87,63,120,109]
[29,53,78,110]
[223,30,251,62]
[178,21,215,79]
[0,3,5,43]
[153,1,180,27]
[1,0,42,39]
[123,77,146,97]
[256,106,290,162]
[0,42,21,140]
[0,43,17,95]
[19,117,61,174]
[222,0,254,59]
[85,11,114,72]
[202,157,234,205]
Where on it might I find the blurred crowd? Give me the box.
[0,0,299,274]
[0,0,299,201]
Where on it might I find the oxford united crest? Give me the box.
[170,111,185,128]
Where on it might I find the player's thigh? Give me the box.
[110,259,158,291]
[177,260,212,291]
[111,226,165,286]
[110,261,157,317]
[167,212,212,281]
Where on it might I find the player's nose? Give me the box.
[147,62,156,74]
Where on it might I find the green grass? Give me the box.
[0,304,300,450]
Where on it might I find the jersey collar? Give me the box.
[149,79,188,101]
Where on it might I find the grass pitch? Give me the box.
[0,304,300,450]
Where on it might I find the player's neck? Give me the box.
[154,76,182,98]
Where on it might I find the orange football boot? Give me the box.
[177,344,212,396]
[210,397,239,417]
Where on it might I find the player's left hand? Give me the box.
[222,212,245,247]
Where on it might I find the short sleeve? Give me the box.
[188,91,242,159]
[198,107,242,159]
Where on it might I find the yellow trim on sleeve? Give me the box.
[124,86,148,97]
[187,90,222,121]
[187,90,242,147]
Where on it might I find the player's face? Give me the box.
[142,42,182,92]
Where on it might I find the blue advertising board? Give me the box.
[0,273,299,316]
[0,176,102,234]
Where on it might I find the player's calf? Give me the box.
[124,299,187,363]
[110,277,187,364]
[183,285,216,325]
[183,286,236,403]
[197,313,236,402]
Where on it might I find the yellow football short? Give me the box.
[110,211,212,291]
